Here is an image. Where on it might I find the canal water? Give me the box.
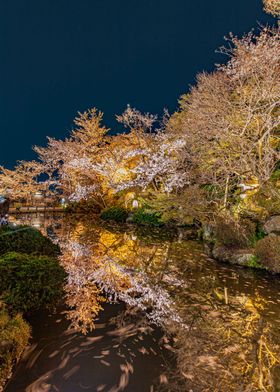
[5,213,280,392]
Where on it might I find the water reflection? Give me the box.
[6,303,170,392]
[9,214,280,391]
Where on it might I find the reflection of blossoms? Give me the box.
[60,237,184,331]
[93,261,184,326]
[60,241,94,287]
[118,273,184,326]
[62,240,92,259]
[65,282,105,334]
[90,257,131,302]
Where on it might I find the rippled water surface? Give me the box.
[5,213,280,392]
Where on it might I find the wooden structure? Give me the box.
[9,206,64,214]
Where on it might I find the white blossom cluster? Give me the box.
[124,148,146,159]
[116,136,188,193]
[69,184,98,202]
[90,257,184,326]
[62,240,185,328]
[118,273,184,326]
[90,159,116,177]
[67,157,94,170]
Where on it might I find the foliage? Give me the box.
[0,160,43,202]
[0,304,30,391]
[251,185,280,217]
[255,222,267,241]
[214,217,256,248]
[0,252,66,312]
[100,206,129,223]
[172,28,280,212]
[65,283,105,334]
[146,186,215,225]
[263,0,280,16]
[255,235,280,273]
[131,207,163,226]
[247,255,264,269]
[33,109,111,207]
[0,225,60,256]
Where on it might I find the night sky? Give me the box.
[0,0,274,167]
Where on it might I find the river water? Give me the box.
[5,213,280,392]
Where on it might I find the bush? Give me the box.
[131,208,163,227]
[215,218,256,248]
[100,206,128,223]
[255,222,266,241]
[0,252,66,312]
[255,235,280,273]
[0,305,30,391]
[0,225,60,256]
[247,255,264,269]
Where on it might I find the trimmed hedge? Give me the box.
[100,206,128,223]
[0,252,66,312]
[0,225,60,256]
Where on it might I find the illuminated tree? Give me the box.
[166,27,280,213]
[34,108,111,207]
[0,160,43,201]
[263,0,280,16]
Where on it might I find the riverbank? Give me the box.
[199,215,280,275]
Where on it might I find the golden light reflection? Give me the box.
[21,214,280,391]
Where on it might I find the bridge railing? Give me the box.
[9,205,64,213]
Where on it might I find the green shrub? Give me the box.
[215,218,256,248]
[255,235,280,273]
[0,305,30,390]
[0,225,60,256]
[247,255,264,269]
[100,206,128,223]
[0,252,66,312]
[131,208,163,227]
[255,222,266,241]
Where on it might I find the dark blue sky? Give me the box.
[0,0,273,167]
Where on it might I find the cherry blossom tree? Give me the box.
[0,160,43,201]
[166,27,280,213]
[263,0,280,16]
[34,108,111,207]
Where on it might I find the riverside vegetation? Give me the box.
[0,1,280,390]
